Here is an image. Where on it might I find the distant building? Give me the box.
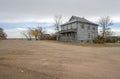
[59,16,98,42]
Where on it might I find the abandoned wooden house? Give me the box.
[59,16,98,42]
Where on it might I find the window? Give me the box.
[71,25,72,29]
[67,33,69,37]
[68,25,71,29]
[69,33,71,37]
[88,33,90,38]
[73,33,75,38]
[67,25,68,30]
[87,25,90,30]
[81,24,84,29]
[93,27,95,30]
[62,26,64,30]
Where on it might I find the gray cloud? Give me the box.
[0,0,120,22]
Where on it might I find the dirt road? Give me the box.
[0,40,120,79]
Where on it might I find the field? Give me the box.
[0,40,120,79]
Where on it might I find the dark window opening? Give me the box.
[81,24,84,29]
[88,26,90,30]
[93,27,95,30]
[88,33,90,38]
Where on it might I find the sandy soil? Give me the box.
[0,40,120,79]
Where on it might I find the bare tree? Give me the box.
[21,31,29,40]
[21,27,32,40]
[0,27,7,40]
[105,28,114,37]
[99,16,113,38]
[54,15,62,40]
[37,26,46,40]
[21,26,46,40]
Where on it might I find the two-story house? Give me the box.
[59,16,98,42]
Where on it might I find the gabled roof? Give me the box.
[61,16,98,26]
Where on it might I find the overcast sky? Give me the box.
[0,0,120,22]
[0,0,120,38]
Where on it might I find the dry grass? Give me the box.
[0,40,120,79]
[45,40,120,47]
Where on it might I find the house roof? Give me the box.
[61,16,98,26]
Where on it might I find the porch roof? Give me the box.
[59,29,77,34]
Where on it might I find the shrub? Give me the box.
[105,37,117,43]
[93,36,104,44]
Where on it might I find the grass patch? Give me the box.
[44,40,120,47]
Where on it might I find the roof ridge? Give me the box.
[61,16,98,26]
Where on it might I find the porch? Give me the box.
[59,29,77,41]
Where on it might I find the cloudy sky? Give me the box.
[0,0,120,38]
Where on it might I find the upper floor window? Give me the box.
[93,27,95,30]
[68,25,71,29]
[87,25,90,30]
[71,25,72,29]
[64,25,68,30]
[81,24,84,29]
[62,26,65,30]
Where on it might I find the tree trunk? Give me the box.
[35,36,38,40]
[103,26,105,43]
